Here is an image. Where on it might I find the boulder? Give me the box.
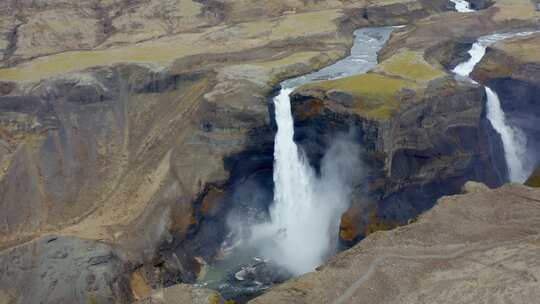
[461,181,490,193]
[0,236,131,304]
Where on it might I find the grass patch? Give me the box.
[377,50,446,82]
[305,73,416,120]
[255,52,322,68]
[525,167,540,188]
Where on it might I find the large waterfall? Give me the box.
[247,27,393,276]
[250,87,346,275]
[453,33,534,182]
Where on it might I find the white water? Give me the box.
[250,88,358,275]
[484,87,529,182]
[244,28,392,276]
[450,0,474,12]
[453,32,535,182]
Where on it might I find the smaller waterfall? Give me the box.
[453,32,535,182]
[450,0,474,12]
[485,88,529,182]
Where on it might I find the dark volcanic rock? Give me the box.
[0,236,131,304]
[291,74,506,242]
[473,33,540,171]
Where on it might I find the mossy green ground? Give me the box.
[377,50,446,82]
[308,73,415,120]
[525,167,540,187]
[300,49,446,120]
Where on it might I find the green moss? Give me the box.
[364,211,400,236]
[208,293,221,304]
[525,167,540,187]
[377,50,446,82]
[256,52,324,68]
[304,73,415,120]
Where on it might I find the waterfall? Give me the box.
[250,86,358,275]
[244,28,394,276]
[484,88,529,182]
[453,33,534,182]
[450,0,474,12]
[250,88,330,275]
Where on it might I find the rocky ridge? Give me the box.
[250,182,540,304]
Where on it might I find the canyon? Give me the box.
[0,0,540,303]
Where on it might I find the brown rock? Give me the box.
[250,184,540,304]
[135,284,224,304]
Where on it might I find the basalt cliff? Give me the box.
[0,0,539,303]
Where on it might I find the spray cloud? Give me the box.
[246,88,363,275]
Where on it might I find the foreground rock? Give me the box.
[525,167,540,187]
[250,183,540,304]
[0,236,130,303]
[135,284,224,304]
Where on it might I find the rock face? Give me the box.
[249,183,540,304]
[525,167,540,187]
[291,55,505,243]
[473,32,540,170]
[0,235,130,304]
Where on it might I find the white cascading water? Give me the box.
[453,32,534,182]
[450,0,474,12]
[250,87,353,275]
[246,28,391,276]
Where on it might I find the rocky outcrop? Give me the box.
[134,284,224,304]
[287,0,540,244]
[0,235,131,303]
[290,48,505,243]
[525,167,540,187]
[249,183,540,304]
[473,32,540,174]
